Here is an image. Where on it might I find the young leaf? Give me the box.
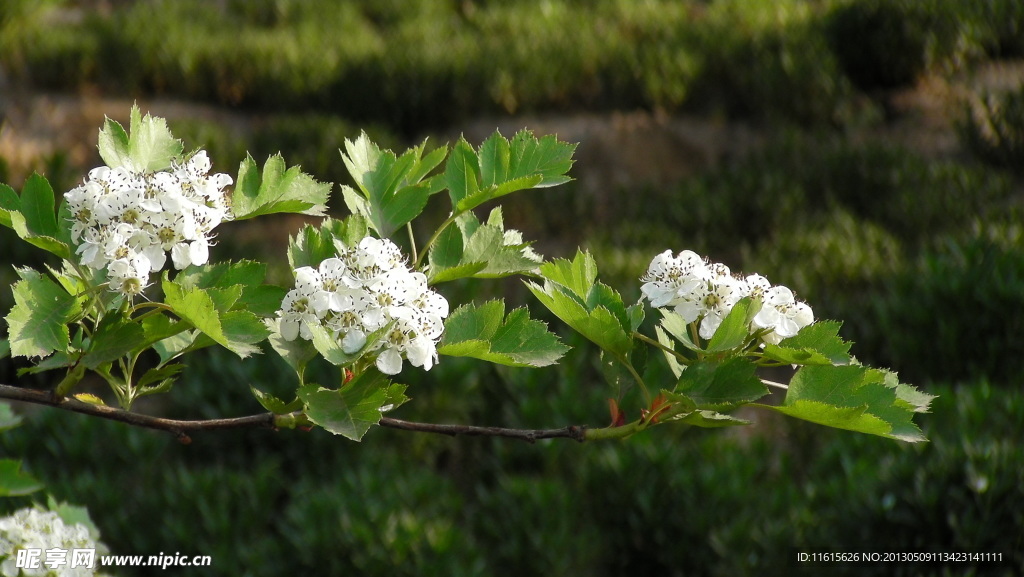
[127,105,183,172]
[705,297,760,353]
[98,105,183,172]
[97,115,131,169]
[232,153,330,220]
[0,459,44,497]
[764,321,853,365]
[340,133,443,237]
[526,251,633,357]
[288,216,367,270]
[3,176,71,259]
[298,369,393,441]
[445,130,576,213]
[5,268,82,359]
[756,365,927,442]
[163,281,265,358]
[81,310,145,369]
[438,300,569,367]
[674,358,768,410]
[427,208,543,283]
[251,386,303,414]
[674,410,752,428]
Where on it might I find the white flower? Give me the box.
[0,507,108,577]
[641,249,814,345]
[277,236,449,374]
[64,148,232,296]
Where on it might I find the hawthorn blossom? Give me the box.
[64,151,232,297]
[641,249,814,344]
[0,507,109,577]
[277,237,449,375]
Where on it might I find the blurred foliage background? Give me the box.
[1,0,1023,575]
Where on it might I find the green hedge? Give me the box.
[8,0,1018,133]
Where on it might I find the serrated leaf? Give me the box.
[232,153,330,220]
[659,310,703,353]
[527,251,632,357]
[298,369,392,441]
[174,260,266,291]
[340,133,439,237]
[128,105,183,172]
[444,137,481,208]
[163,281,225,342]
[675,410,751,428]
[674,358,768,410]
[97,115,131,169]
[706,297,760,352]
[438,301,568,367]
[769,321,852,365]
[72,393,106,406]
[5,268,81,358]
[288,216,365,270]
[251,386,303,414]
[137,363,184,388]
[445,130,575,213]
[756,364,926,442]
[81,310,145,369]
[655,327,686,378]
[19,173,59,238]
[0,459,44,497]
[428,209,543,283]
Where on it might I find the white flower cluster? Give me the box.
[0,508,107,577]
[64,151,232,297]
[278,237,449,375]
[641,250,814,345]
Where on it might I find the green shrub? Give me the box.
[959,86,1024,173]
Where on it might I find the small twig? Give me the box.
[378,417,586,443]
[0,384,589,443]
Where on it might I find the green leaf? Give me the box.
[174,259,288,317]
[676,410,752,428]
[98,105,183,172]
[137,363,184,389]
[128,105,183,172]
[428,209,544,283]
[251,386,302,414]
[5,268,82,358]
[655,327,686,379]
[288,216,366,270]
[0,459,44,497]
[19,173,58,238]
[0,402,22,432]
[526,251,632,357]
[340,133,442,237]
[756,365,927,442]
[47,497,101,540]
[298,369,392,441]
[444,137,481,208]
[444,130,575,213]
[658,310,703,353]
[706,297,760,353]
[438,300,569,367]
[163,281,264,358]
[82,310,145,369]
[674,358,768,410]
[97,115,131,169]
[765,321,852,365]
[3,176,71,259]
[232,153,331,220]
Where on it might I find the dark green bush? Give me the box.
[959,86,1024,173]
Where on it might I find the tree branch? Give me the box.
[0,384,588,444]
